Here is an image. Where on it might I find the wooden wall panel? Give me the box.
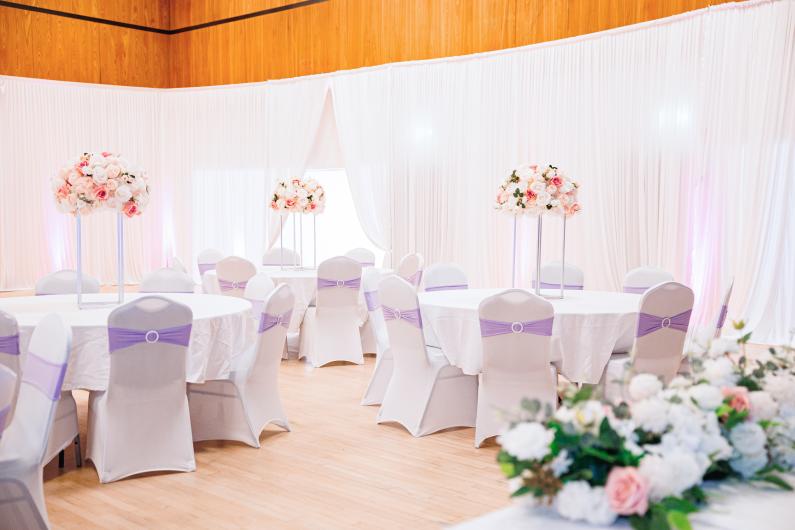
[10,0,170,28]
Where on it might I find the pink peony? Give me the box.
[722,386,750,413]
[121,202,138,217]
[605,467,649,516]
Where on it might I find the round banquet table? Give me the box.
[0,293,254,391]
[418,289,641,384]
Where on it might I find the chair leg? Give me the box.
[58,450,65,468]
[74,435,83,468]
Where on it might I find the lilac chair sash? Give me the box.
[219,278,248,291]
[382,305,423,328]
[259,310,293,333]
[405,270,423,287]
[317,277,361,289]
[425,284,468,292]
[198,263,216,275]
[0,404,9,434]
[623,286,648,294]
[533,281,584,290]
[479,317,554,337]
[22,353,67,401]
[0,334,19,355]
[108,324,193,353]
[636,309,692,337]
[716,304,728,329]
[364,290,380,311]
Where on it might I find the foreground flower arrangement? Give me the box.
[495,164,580,217]
[498,327,793,529]
[270,177,325,214]
[52,152,149,217]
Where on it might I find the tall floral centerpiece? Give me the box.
[52,152,150,307]
[270,177,326,269]
[495,164,580,294]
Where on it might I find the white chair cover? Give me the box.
[197,248,225,276]
[215,256,257,298]
[622,267,674,294]
[168,256,189,274]
[86,296,195,483]
[140,268,195,293]
[299,256,364,367]
[536,261,585,290]
[714,278,734,338]
[0,311,20,426]
[345,248,376,267]
[262,248,301,266]
[381,251,392,269]
[604,282,694,401]
[476,290,557,447]
[188,284,293,447]
[34,269,100,295]
[361,270,392,406]
[0,314,71,530]
[376,276,477,436]
[397,253,424,291]
[423,263,469,292]
[243,273,277,317]
[0,366,15,440]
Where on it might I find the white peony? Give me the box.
[628,374,663,401]
[632,398,670,434]
[708,337,739,356]
[554,482,617,525]
[115,185,132,202]
[688,384,724,411]
[749,391,779,421]
[730,451,768,478]
[702,357,738,387]
[729,422,767,456]
[498,422,554,461]
[639,449,703,500]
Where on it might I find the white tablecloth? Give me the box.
[452,482,795,529]
[418,289,640,384]
[0,293,254,391]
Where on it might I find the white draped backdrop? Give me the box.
[0,0,792,342]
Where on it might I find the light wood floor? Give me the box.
[42,357,508,530]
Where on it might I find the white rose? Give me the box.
[730,451,768,478]
[497,422,554,461]
[135,193,150,208]
[115,185,132,202]
[708,337,739,356]
[701,433,734,462]
[535,192,551,206]
[529,181,546,193]
[572,401,606,434]
[702,357,738,387]
[629,374,663,401]
[632,398,669,434]
[729,422,767,456]
[92,166,108,184]
[749,391,778,421]
[688,384,724,410]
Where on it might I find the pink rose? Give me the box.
[605,467,649,516]
[722,386,750,412]
[526,189,537,200]
[270,201,279,210]
[91,185,108,201]
[285,198,296,208]
[567,203,581,215]
[551,176,563,187]
[106,164,121,179]
[122,202,138,217]
[101,151,112,157]
[56,185,70,200]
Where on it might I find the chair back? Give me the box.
[537,261,584,290]
[379,276,428,371]
[633,282,694,382]
[362,268,390,354]
[262,248,301,266]
[1,314,71,464]
[0,310,20,375]
[249,284,294,382]
[316,256,362,308]
[345,248,376,267]
[243,273,277,316]
[623,267,674,294]
[397,253,424,288]
[0,365,16,439]
[714,278,734,338]
[34,269,100,295]
[140,268,195,293]
[197,248,224,275]
[215,256,257,298]
[423,263,468,292]
[168,256,188,274]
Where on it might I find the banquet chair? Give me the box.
[0,365,15,439]
[34,273,87,470]
[262,248,301,267]
[376,276,477,436]
[0,312,19,429]
[423,263,469,292]
[243,273,277,318]
[86,296,195,483]
[345,248,376,267]
[188,284,293,447]
[603,282,694,401]
[476,290,557,447]
[534,261,585,290]
[168,256,189,274]
[622,267,674,294]
[0,313,71,530]
[140,268,195,293]
[713,278,735,339]
[397,252,424,291]
[298,256,364,367]
[34,269,100,295]
[361,270,392,405]
[197,248,225,277]
[381,251,392,269]
[215,256,257,298]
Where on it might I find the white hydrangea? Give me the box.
[498,422,554,461]
[701,357,739,387]
[554,481,617,526]
[765,374,795,407]
[639,449,703,500]
[708,337,739,357]
[688,384,724,411]
[729,422,767,456]
[749,391,778,421]
[730,451,768,478]
[554,401,605,435]
[628,374,664,401]
[632,398,670,434]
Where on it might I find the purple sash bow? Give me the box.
[405,270,423,287]
[0,334,19,355]
[219,278,248,291]
[317,277,361,289]
[108,324,193,352]
[623,286,648,294]
[22,353,67,401]
[717,304,728,329]
[636,309,691,337]
[0,404,9,435]
[533,281,583,290]
[364,290,380,311]
[382,305,423,328]
[259,310,293,333]
[198,263,216,275]
[479,317,554,337]
[425,284,468,292]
